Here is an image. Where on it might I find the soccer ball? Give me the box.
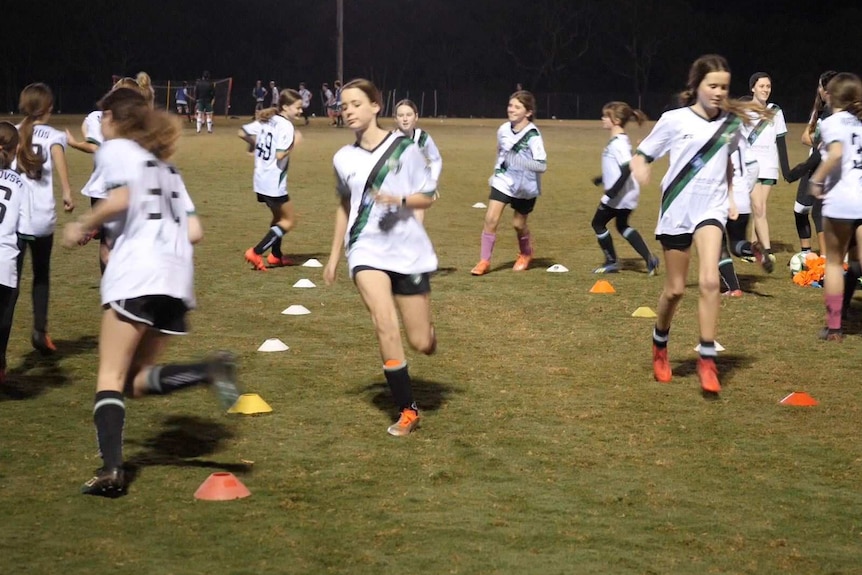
[789,251,808,276]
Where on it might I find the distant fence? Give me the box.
[5,84,815,124]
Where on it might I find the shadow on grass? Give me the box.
[432,266,458,278]
[124,415,249,486]
[671,353,755,399]
[356,377,460,417]
[735,274,776,298]
[772,241,796,254]
[0,334,98,401]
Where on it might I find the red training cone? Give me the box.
[194,472,251,501]
[779,392,819,407]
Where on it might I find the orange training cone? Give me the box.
[194,472,251,501]
[590,280,616,294]
[779,392,819,406]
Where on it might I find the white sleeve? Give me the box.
[819,116,838,146]
[242,121,261,138]
[774,108,788,137]
[277,121,294,151]
[84,113,104,145]
[99,144,129,190]
[637,113,674,161]
[528,133,547,162]
[51,129,67,151]
[423,134,443,183]
[404,145,436,196]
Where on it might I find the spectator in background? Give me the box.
[253,80,266,113]
[333,80,344,127]
[322,83,335,125]
[299,82,312,125]
[176,81,191,122]
[269,81,279,108]
[195,70,216,134]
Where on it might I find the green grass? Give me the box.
[1,115,861,575]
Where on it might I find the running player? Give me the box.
[630,54,764,395]
[470,90,547,276]
[3,83,75,356]
[238,89,304,270]
[323,78,438,437]
[394,98,442,225]
[61,87,239,497]
[590,101,659,275]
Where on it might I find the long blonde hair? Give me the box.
[17,83,52,180]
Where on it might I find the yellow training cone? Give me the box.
[631,306,657,318]
[227,393,273,415]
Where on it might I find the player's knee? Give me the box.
[698,273,721,295]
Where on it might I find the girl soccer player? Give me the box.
[0,123,28,381]
[744,72,790,272]
[787,71,837,256]
[67,76,146,274]
[807,73,862,341]
[471,90,547,275]
[239,89,303,270]
[3,83,75,356]
[718,140,762,295]
[323,78,438,437]
[394,99,442,225]
[590,101,659,275]
[630,54,760,394]
[62,87,238,497]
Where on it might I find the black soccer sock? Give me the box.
[596,231,616,264]
[271,237,284,258]
[732,240,754,258]
[652,326,670,349]
[383,360,414,411]
[93,390,125,469]
[621,227,651,263]
[698,340,717,360]
[145,362,210,395]
[719,257,741,292]
[795,211,812,241]
[253,225,286,255]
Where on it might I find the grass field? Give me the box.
[2,114,861,575]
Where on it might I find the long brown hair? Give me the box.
[98,88,181,160]
[678,54,767,124]
[0,122,19,171]
[807,70,838,136]
[17,83,52,180]
[257,88,302,122]
[602,101,648,128]
[826,73,862,122]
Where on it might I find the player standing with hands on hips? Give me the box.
[324,79,438,437]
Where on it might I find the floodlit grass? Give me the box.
[1,114,861,575]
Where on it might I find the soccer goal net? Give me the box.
[111,76,234,117]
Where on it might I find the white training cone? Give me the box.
[546,264,569,273]
[694,341,725,353]
[257,338,289,352]
[293,279,316,288]
[302,258,323,268]
[472,202,487,208]
[281,305,310,316]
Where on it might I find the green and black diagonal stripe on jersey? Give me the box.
[746,118,769,145]
[496,128,539,175]
[416,130,429,147]
[661,114,741,215]
[349,136,413,247]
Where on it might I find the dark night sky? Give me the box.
[1,0,855,120]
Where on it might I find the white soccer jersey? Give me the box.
[819,111,862,219]
[636,107,742,236]
[730,141,758,215]
[299,88,312,108]
[409,128,443,187]
[97,139,196,308]
[17,123,65,236]
[742,103,787,180]
[0,170,27,288]
[81,110,107,199]
[600,134,639,210]
[333,132,438,276]
[489,121,547,199]
[243,116,294,197]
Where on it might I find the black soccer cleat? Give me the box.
[31,330,57,355]
[81,467,126,498]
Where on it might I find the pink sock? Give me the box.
[480,232,496,262]
[518,233,532,256]
[825,293,843,330]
